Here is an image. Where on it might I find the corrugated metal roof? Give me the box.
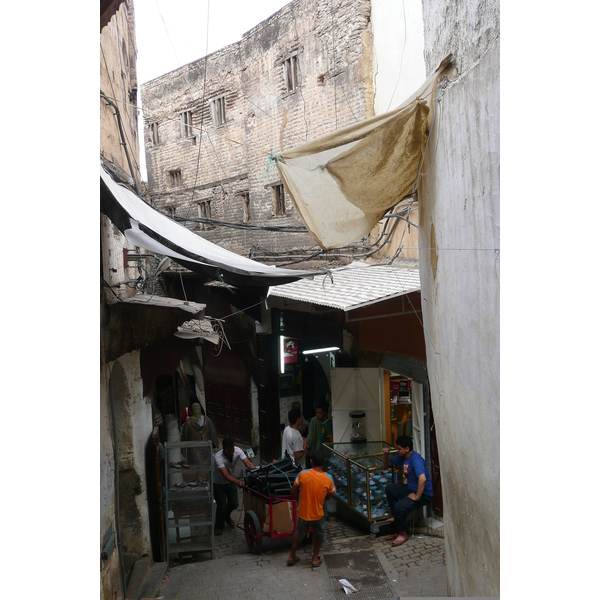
[268,263,420,311]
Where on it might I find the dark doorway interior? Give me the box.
[428,393,443,517]
[203,343,252,444]
[301,354,331,420]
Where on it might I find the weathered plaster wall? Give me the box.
[100,352,153,598]
[101,4,151,599]
[100,0,141,298]
[418,1,500,595]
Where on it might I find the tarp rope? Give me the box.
[266,152,282,173]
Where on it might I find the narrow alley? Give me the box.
[151,446,447,599]
[156,497,446,599]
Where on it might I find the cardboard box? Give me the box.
[264,500,294,534]
[243,490,266,526]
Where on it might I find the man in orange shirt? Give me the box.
[286,448,335,568]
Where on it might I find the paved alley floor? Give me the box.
[156,497,448,599]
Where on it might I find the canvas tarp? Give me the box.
[277,55,452,249]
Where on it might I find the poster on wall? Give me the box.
[390,379,411,404]
[283,338,299,365]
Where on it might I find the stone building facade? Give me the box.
[141,0,375,263]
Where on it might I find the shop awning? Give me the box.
[268,262,420,312]
[101,163,319,291]
[277,55,451,250]
[107,294,205,314]
[102,294,206,363]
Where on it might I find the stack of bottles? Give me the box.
[243,456,301,498]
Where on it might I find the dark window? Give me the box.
[241,192,251,223]
[272,184,285,216]
[283,55,299,93]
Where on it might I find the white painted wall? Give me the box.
[371,0,425,115]
[418,0,500,593]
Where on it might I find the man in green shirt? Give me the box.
[306,399,333,465]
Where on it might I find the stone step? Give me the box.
[126,557,168,600]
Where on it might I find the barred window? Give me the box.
[198,200,212,219]
[210,96,226,127]
[180,110,193,137]
[150,122,159,146]
[283,55,299,93]
[169,169,182,187]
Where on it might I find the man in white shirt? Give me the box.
[282,407,306,466]
[213,437,255,535]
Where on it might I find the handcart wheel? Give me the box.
[244,510,263,554]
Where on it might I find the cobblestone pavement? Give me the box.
[156,487,448,599]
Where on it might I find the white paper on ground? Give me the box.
[339,578,358,594]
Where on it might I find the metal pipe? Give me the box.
[100,89,141,196]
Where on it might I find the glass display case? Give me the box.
[164,441,215,562]
[323,441,399,535]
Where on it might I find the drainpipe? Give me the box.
[109,374,127,599]
[100,89,141,196]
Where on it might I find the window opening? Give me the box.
[198,201,212,230]
[272,184,286,216]
[169,169,182,187]
[241,192,251,223]
[180,110,193,138]
[283,55,299,93]
[198,200,212,219]
[150,122,159,146]
[210,96,226,127]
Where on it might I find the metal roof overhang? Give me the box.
[100,162,319,294]
[268,263,421,312]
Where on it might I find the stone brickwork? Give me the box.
[141,0,374,261]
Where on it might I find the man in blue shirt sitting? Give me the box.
[382,435,434,547]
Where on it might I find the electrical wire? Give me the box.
[154,0,180,65]
[173,214,308,233]
[386,0,408,113]
[188,0,212,215]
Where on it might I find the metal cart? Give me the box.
[240,486,299,554]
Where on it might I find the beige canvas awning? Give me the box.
[277,55,452,249]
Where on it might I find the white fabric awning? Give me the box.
[277,55,451,250]
[101,163,320,291]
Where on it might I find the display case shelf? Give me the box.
[323,441,399,537]
[164,441,215,562]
